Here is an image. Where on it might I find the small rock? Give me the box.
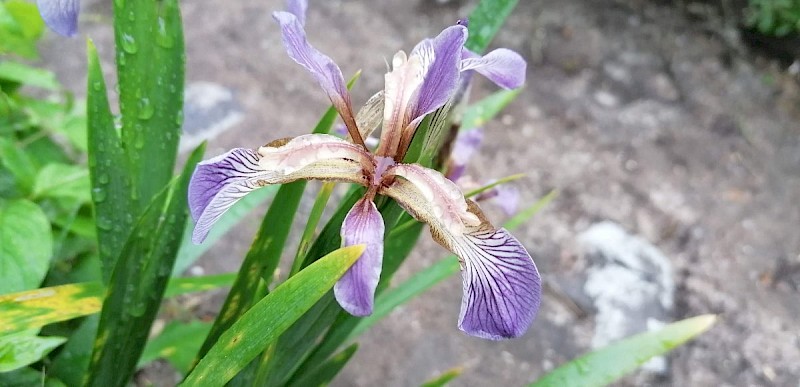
[579,221,675,374]
[179,81,244,153]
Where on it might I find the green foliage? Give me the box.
[0,0,44,58]
[139,320,212,374]
[0,330,65,372]
[747,0,800,36]
[182,245,365,386]
[0,199,52,294]
[531,315,717,386]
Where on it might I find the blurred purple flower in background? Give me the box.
[447,127,521,216]
[188,0,538,339]
[36,0,79,37]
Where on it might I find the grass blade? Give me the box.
[460,89,522,130]
[465,0,519,53]
[530,315,717,387]
[421,367,464,387]
[290,182,335,276]
[181,245,365,386]
[287,344,358,387]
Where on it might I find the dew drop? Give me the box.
[155,17,175,48]
[92,81,103,91]
[120,33,138,54]
[92,187,107,203]
[175,110,184,126]
[137,98,154,120]
[98,173,110,184]
[133,131,145,149]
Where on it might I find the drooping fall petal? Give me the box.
[461,48,527,90]
[273,11,354,121]
[454,224,541,339]
[188,135,370,243]
[37,0,79,37]
[381,167,540,339]
[334,198,385,316]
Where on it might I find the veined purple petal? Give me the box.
[411,25,468,124]
[461,48,527,89]
[188,148,267,244]
[273,11,353,120]
[285,0,307,26]
[334,198,385,316]
[189,135,370,244]
[37,0,79,37]
[381,174,540,339]
[446,128,484,181]
[455,227,541,339]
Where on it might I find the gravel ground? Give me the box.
[39,0,800,385]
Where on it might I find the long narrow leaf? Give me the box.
[287,344,358,387]
[86,39,132,283]
[530,315,717,387]
[85,145,204,387]
[290,182,335,276]
[115,0,185,211]
[460,89,522,130]
[465,0,519,53]
[181,245,365,386]
[0,274,235,336]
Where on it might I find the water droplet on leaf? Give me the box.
[137,98,154,120]
[121,33,138,54]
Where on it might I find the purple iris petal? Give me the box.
[457,227,541,339]
[37,0,79,37]
[461,48,527,89]
[411,25,468,124]
[188,148,266,244]
[334,198,385,316]
[286,0,307,26]
[447,128,484,181]
[273,11,352,119]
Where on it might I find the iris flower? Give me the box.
[36,0,80,37]
[189,0,541,339]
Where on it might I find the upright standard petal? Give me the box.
[460,48,527,90]
[273,11,354,122]
[411,25,468,123]
[376,51,425,157]
[334,198,385,316]
[37,0,79,37]
[189,135,370,243]
[381,170,540,339]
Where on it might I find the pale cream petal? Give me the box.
[257,134,373,175]
[355,90,384,140]
[376,51,425,157]
[382,163,479,236]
